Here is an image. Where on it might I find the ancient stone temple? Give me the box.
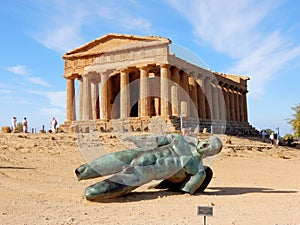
[62,33,256,134]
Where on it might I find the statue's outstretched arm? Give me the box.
[157,133,184,147]
[180,169,206,194]
[157,136,171,147]
[75,149,138,180]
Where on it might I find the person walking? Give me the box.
[22,117,28,133]
[269,132,274,146]
[11,116,17,132]
[51,117,57,133]
[261,130,267,142]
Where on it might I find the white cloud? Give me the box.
[45,91,66,108]
[7,65,29,76]
[94,4,151,33]
[6,64,51,87]
[0,89,12,95]
[29,0,152,53]
[122,17,151,33]
[27,0,87,53]
[40,107,65,118]
[26,76,51,88]
[35,92,66,124]
[166,0,300,98]
[33,25,84,53]
[27,90,65,109]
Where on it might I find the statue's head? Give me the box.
[196,136,222,157]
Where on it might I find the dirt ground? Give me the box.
[0,132,299,225]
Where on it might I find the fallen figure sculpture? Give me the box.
[75,133,222,201]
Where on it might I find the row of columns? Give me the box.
[65,65,248,124]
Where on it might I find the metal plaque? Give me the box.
[197,206,213,217]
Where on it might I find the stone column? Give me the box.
[180,71,190,117]
[223,86,231,121]
[78,77,83,120]
[238,90,244,123]
[82,76,92,120]
[171,67,180,116]
[120,69,130,118]
[211,82,219,120]
[217,83,226,121]
[189,76,198,118]
[229,87,236,122]
[196,78,206,120]
[204,77,213,120]
[160,64,170,117]
[242,91,248,123]
[109,76,119,119]
[66,78,75,121]
[140,66,150,117]
[234,89,240,122]
[100,74,108,120]
[154,97,160,116]
[91,80,100,120]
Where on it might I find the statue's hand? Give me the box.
[180,170,206,194]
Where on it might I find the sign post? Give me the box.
[197,206,213,225]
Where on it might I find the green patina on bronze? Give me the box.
[75,133,222,201]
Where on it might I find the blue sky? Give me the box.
[0,0,299,135]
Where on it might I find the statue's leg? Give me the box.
[152,167,213,193]
[151,169,187,191]
[85,169,144,201]
[85,178,137,201]
[75,149,138,180]
[152,179,184,191]
[196,166,213,192]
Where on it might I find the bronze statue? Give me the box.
[75,133,222,201]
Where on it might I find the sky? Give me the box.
[0,0,299,135]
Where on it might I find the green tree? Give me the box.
[287,103,300,137]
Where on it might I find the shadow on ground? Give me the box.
[86,185,298,203]
[205,186,298,195]
[0,166,35,170]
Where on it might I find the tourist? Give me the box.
[269,132,274,146]
[274,132,278,146]
[51,117,57,133]
[261,130,267,142]
[11,116,17,132]
[22,117,28,133]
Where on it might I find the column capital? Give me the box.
[64,73,80,80]
[120,68,131,73]
[160,64,171,69]
[196,73,206,80]
[242,89,248,94]
[195,78,204,87]
[171,67,180,74]
[138,65,151,71]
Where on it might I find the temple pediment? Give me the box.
[63,33,171,59]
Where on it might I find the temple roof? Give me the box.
[63,33,171,59]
